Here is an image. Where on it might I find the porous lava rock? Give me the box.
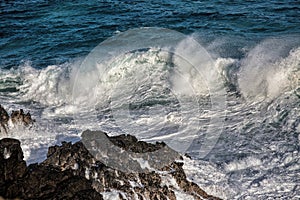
[0,131,222,200]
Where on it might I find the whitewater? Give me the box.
[0,29,299,199]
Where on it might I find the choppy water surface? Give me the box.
[1,1,300,199]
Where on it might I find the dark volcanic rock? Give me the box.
[0,105,9,134]
[0,105,35,135]
[43,131,222,200]
[109,133,166,153]
[0,138,26,195]
[10,109,35,126]
[81,130,181,173]
[0,131,222,200]
[0,138,103,200]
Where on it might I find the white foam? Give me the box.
[0,36,299,199]
[238,40,300,101]
[85,167,90,179]
[18,63,73,106]
[182,157,234,199]
[160,174,178,188]
[215,57,238,84]
[3,147,11,159]
[224,156,262,172]
[102,190,126,200]
[174,191,195,200]
[132,157,153,170]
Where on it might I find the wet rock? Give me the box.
[0,132,222,200]
[0,105,9,134]
[0,106,35,135]
[15,165,103,200]
[44,131,222,200]
[10,109,35,126]
[81,130,180,173]
[0,138,27,195]
[167,162,219,200]
[0,138,103,200]
[109,133,166,153]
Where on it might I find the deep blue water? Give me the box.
[1,0,299,68]
[1,1,300,199]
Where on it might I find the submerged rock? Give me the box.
[10,109,35,126]
[0,132,222,200]
[0,105,35,135]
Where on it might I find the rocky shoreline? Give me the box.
[0,107,221,200]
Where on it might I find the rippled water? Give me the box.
[1,1,300,199]
[1,0,299,68]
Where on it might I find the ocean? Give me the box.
[1,0,300,199]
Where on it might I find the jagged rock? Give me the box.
[81,130,180,173]
[0,138,27,195]
[165,162,218,200]
[0,138,103,200]
[0,105,9,134]
[0,132,222,200]
[10,109,35,126]
[0,105,35,135]
[43,131,222,200]
[13,164,103,200]
[109,133,166,153]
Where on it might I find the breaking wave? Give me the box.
[0,35,299,199]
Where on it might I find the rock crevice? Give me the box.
[0,133,221,200]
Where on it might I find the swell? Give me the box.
[0,39,299,113]
[0,39,298,151]
[0,37,299,199]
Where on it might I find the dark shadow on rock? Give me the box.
[0,138,103,200]
[0,131,222,200]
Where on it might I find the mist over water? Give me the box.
[1,0,300,199]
